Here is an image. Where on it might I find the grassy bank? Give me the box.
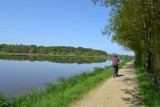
[136,67,160,107]
[0,58,131,107]
[0,52,108,58]
[0,52,72,57]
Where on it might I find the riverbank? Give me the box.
[0,58,132,107]
[0,52,108,57]
[0,53,110,64]
[70,61,144,107]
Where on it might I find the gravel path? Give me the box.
[70,61,144,107]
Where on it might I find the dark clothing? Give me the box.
[113,65,118,74]
[112,57,120,75]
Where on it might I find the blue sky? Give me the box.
[0,0,134,55]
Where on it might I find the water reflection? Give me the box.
[0,55,111,97]
[0,55,107,64]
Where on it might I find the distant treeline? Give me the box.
[0,44,108,56]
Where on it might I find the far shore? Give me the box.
[0,52,109,58]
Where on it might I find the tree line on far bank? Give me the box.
[0,44,108,56]
[93,0,160,85]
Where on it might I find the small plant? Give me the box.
[0,94,10,107]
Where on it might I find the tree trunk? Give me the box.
[146,51,154,72]
[153,52,160,85]
[153,27,160,85]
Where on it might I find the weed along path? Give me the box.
[70,61,144,107]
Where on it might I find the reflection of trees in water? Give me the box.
[0,55,107,64]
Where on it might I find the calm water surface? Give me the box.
[0,57,112,96]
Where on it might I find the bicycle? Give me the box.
[113,66,118,78]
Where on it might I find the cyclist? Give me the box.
[112,55,120,78]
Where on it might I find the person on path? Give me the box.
[112,55,120,78]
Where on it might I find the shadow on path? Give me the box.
[121,88,143,107]
[116,74,124,77]
[121,62,144,107]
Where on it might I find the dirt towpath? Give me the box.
[70,61,144,107]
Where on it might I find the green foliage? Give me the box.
[93,0,160,84]
[136,67,160,107]
[0,94,10,107]
[0,44,108,57]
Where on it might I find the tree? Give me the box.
[92,0,160,85]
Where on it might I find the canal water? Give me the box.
[0,56,112,96]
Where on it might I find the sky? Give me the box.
[0,0,134,55]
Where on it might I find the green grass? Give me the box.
[136,67,160,107]
[0,52,107,58]
[0,94,11,107]
[0,58,131,107]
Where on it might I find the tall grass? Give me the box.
[0,94,11,107]
[136,67,160,107]
[0,58,131,107]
